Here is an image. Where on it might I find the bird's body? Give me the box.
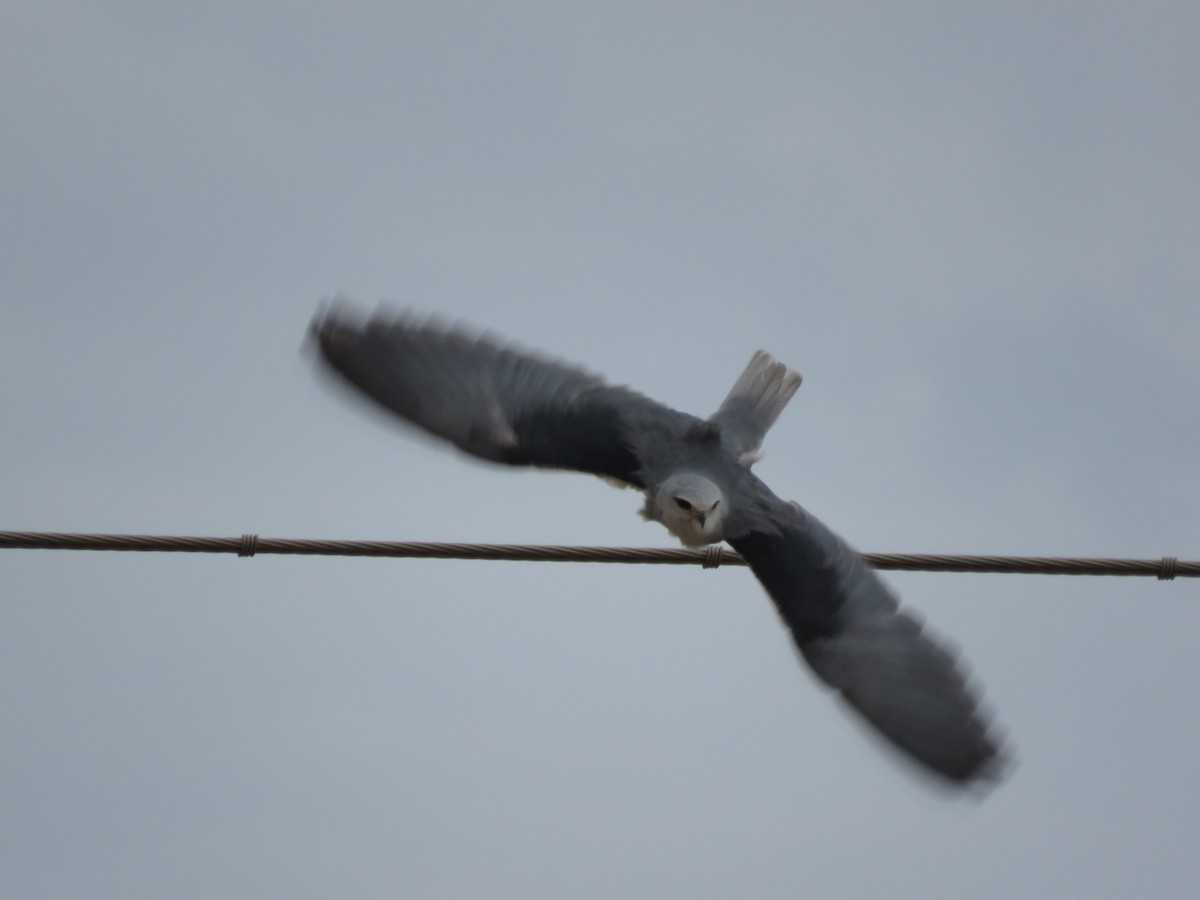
[311,304,1006,786]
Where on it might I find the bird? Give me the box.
[310,302,1007,786]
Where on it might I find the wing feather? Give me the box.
[311,304,692,486]
[728,486,1007,784]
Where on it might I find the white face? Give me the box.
[653,473,726,547]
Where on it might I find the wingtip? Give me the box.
[305,296,372,363]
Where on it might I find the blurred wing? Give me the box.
[708,351,802,462]
[727,487,1006,784]
[312,304,690,487]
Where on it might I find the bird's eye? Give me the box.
[711,500,720,510]
[674,497,692,511]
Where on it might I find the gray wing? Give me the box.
[727,484,1006,784]
[311,304,695,487]
[708,351,802,462]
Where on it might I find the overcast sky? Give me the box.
[3,2,1198,897]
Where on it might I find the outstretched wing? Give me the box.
[727,484,1006,784]
[311,304,695,487]
[708,351,802,462]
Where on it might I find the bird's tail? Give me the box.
[709,351,802,461]
[725,351,802,428]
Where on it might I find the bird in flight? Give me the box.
[311,303,1007,786]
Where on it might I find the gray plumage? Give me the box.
[311,303,1007,786]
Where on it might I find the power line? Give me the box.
[0,530,1193,580]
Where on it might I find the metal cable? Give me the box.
[0,530,1195,579]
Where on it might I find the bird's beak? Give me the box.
[697,512,707,528]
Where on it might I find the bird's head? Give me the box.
[649,473,727,547]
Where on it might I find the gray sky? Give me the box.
[3,2,1198,897]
